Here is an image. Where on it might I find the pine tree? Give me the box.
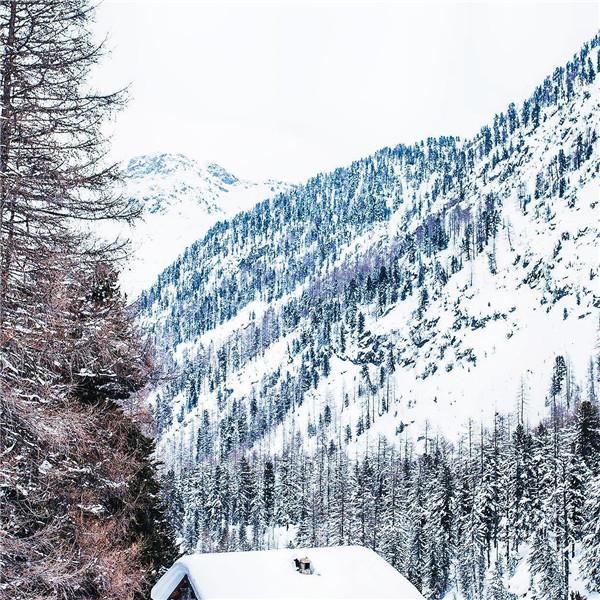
[455,451,479,599]
[581,474,600,589]
[274,450,297,531]
[380,451,408,570]
[238,456,256,524]
[422,457,453,599]
[529,524,563,600]
[263,459,276,526]
[507,423,534,554]
[485,560,515,600]
[574,400,600,472]
[473,434,501,567]
[404,456,428,593]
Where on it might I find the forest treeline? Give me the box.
[170,361,600,600]
[0,2,175,598]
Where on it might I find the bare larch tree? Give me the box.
[0,2,176,598]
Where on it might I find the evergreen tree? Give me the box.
[0,2,178,586]
[581,474,600,589]
[574,400,600,472]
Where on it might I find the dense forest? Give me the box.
[0,2,175,598]
[162,348,600,599]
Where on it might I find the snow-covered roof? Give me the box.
[151,545,425,599]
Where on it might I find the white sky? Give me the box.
[94,1,600,182]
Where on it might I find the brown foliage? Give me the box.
[0,244,178,598]
[0,1,176,597]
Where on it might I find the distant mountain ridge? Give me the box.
[115,153,287,298]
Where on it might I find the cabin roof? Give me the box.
[151,545,425,599]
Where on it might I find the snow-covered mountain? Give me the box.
[137,36,600,600]
[116,153,287,298]
[139,45,599,459]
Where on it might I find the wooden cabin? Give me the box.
[165,574,196,600]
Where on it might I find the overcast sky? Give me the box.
[94,1,600,182]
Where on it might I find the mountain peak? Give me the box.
[116,152,288,298]
[124,153,240,188]
[204,162,238,186]
[125,152,200,178]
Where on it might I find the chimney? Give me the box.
[294,556,313,575]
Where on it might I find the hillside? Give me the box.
[137,35,600,599]
[139,38,599,456]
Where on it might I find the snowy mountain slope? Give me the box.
[112,153,287,298]
[139,38,599,466]
[136,34,600,600]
